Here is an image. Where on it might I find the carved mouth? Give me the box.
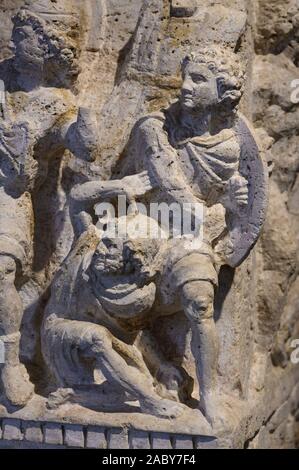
[182,95,193,103]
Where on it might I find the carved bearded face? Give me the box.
[180,62,219,111]
[92,238,125,276]
[91,236,153,282]
[12,11,79,87]
[13,24,45,75]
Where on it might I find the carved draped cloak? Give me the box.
[132,104,268,273]
[0,122,33,272]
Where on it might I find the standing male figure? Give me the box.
[0,6,98,407]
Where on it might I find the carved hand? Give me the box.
[156,362,186,391]
[0,121,29,181]
[79,328,104,358]
[214,236,235,261]
[121,171,153,202]
[65,107,98,162]
[228,173,249,209]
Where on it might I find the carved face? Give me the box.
[92,238,125,276]
[91,237,148,280]
[181,63,219,111]
[13,25,45,74]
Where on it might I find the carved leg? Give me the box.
[181,280,219,422]
[96,333,186,418]
[181,280,244,429]
[43,319,185,418]
[0,255,34,406]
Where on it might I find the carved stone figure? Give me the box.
[96,0,247,178]
[39,47,267,431]
[0,6,97,407]
[42,174,192,418]
[127,46,268,425]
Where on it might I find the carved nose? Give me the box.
[8,41,16,55]
[182,80,193,93]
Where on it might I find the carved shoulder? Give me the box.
[0,59,16,93]
[136,112,166,135]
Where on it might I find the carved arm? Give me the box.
[70,171,153,204]
[62,107,99,162]
[137,117,202,208]
[136,329,188,394]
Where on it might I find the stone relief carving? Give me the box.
[42,214,190,419]
[38,44,267,431]
[0,5,98,407]
[1,0,298,450]
[126,47,268,426]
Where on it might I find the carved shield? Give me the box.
[226,114,269,268]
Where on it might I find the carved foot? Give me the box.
[140,397,186,419]
[46,385,130,412]
[200,392,245,433]
[1,364,34,407]
[46,388,75,410]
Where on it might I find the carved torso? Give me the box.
[165,106,241,206]
[0,87,75,189]
[174,131,240,206]
[0,85,75,269]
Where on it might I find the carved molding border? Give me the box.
[0,418,219,449]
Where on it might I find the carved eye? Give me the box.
[216,76,226,95]
[191,74,206,84]
[15,29,27,41]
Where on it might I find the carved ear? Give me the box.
[216,73,242,104]
[181,54,193,72]
[216,76,226,101]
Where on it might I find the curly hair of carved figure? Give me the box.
[181,47,245,108]
[12,9,80,85]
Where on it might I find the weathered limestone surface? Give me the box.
[0,0,298,449]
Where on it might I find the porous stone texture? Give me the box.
[43,423,63,446]
[2,419,22,441]
[129,430,151,449]
[0,0,298,449]
[23,421,43,444]
[86,426,106,449]
[64,424,85,448]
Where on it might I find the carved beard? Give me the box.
[89,258,124,279]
